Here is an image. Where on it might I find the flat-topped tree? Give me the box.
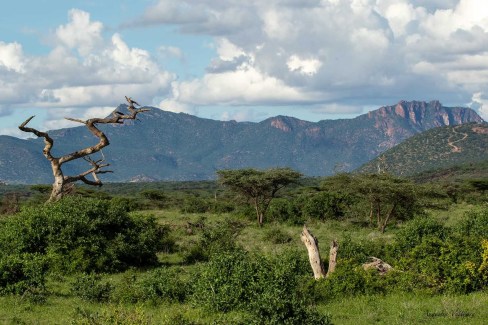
[19,96,149,202]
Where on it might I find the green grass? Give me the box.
[2,289,488,324]
[324,291,488,325]
[1,201,487,324]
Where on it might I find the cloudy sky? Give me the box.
[1,0,487,137]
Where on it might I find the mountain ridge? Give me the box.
[0,100,483,184]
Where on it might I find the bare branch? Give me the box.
[65,117,87,124]
[18,96,148,201]
[18,115,56,161]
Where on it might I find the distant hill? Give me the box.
[0,100,483,184]
[357,123,488,176]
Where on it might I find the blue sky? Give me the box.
[1,0,487,137]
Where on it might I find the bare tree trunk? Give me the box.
[300,226,326,279]
[19,96,148,202]
[49,168,65,202]
[326,240,338,278]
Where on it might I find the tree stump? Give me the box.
[300,226,326,279]
[326,240,338,278]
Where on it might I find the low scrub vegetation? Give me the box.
[0,171,486,324]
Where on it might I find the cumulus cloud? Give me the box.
[0,8,174,128]
[56,9,103,56]
[135,0,488,116]
[287,55,322,76]
[470,92,488,121]
[0,42,25,73]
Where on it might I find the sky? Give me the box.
[1,0,488,138]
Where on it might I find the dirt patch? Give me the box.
[472,126,488,134]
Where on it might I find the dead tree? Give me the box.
[301,226,339,279]
[18,96,148,202]
[301,226,326,279]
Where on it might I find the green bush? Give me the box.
[71,273,112,302]
[303,191,352,220]
[183,219,243,264]
[0,197,173,274]
[394,216,447,253]
[180,197,210,213]
[264,226,292,244]
[0,252,48,295]
[455,207,488,240]
[192,249,331,324]
[140,267,188,303]
[268,198,304,225]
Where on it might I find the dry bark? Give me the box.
[326,239,339,278]
[18,96,148,202]
[300,226,326,279]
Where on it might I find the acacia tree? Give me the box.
[18,96,148,202]
[217,167,302,226]
[322,173,418,232]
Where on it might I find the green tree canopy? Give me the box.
[217,167,302,226]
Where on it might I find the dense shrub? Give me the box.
[140,267,188,303]
[71,273,112,302]
[0,197,173,274]
[267,198,304,225]
[0,252,48,295]
[180,197,210,213]
[192,249,331,324]
[455,207,488,240]
[183,219,244,263]
[264,226,292,244]
[303,191,352,220]
[394,216,447,253]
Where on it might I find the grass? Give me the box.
[2,289,488,324]
[324,291,488,325]
[1,202,486,324]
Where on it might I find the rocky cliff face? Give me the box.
[0,100,484,183]
[368,100,483,149]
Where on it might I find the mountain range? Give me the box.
[0,100,484,184]
[357,122,488,176]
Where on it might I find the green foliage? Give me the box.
[267,198,304,225]
[321,173,422,231]
[192,249,331,324]
[180,197,209,213]
[217,167,302,225]
[264,226,292,244]
[454,206,488,240]
[183,219,244,263]
[71,273,112,302]
[302,191,352,220]
[395,216,447,253]
[140,267,188,303]
[0,197,173,274]
[0,252,48,295]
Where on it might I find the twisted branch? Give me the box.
[18,96,148,191]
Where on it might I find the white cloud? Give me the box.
[216,38,245,61]
[172,65,313,105]
[56,9,103,56]
[469,92,488,120]
[137,0,488,115]
[0,8,175,127]
[3,1,488,134]
[159,98,198,115]
[287,55,322,76]
[0,42,25,73]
